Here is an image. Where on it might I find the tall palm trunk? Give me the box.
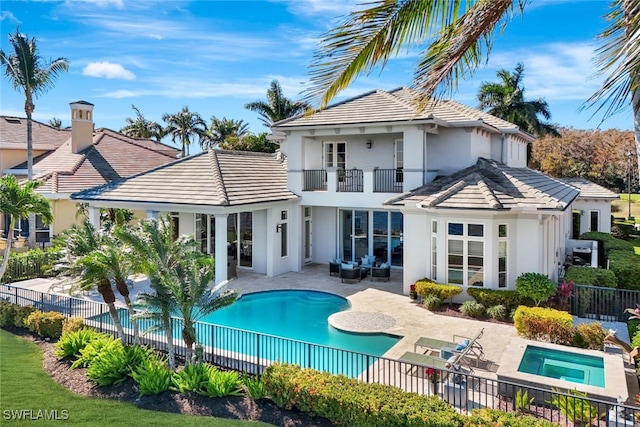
[114,277,139,344]
[25,95,36,249]
[96,278,125,340]
[162,310,175,369]
[182,323,196,362]
[0,216,15,280]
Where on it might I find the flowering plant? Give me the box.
[425,368,440,384]
[410,284,416,292]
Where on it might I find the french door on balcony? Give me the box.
[323,141,346,169]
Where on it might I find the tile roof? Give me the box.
[274,87,524,135]
[386,158,579,211]
[0,116,70,150]
[71,149,299,207]
[560,178,619,200]
[18,129,179,194]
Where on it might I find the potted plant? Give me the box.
[409,284,418,300]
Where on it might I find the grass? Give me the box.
[612,193,640,221]
[0,329,269,426]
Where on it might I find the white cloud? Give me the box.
[82,62,136,80]
[280,0,359,18]
[65,0,124,8]
[0,11,21,24]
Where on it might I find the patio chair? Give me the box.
[329,258,341,276]
[397,351,458,376]
[340,263,362,283]
[414,328,484,366]
[371,262,390,281]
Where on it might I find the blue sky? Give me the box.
[0,0,634,155]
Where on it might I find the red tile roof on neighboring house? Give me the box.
[14,128,180,194]
[0,116,70,150]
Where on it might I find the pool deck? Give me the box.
[8,263,639,404]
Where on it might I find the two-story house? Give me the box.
[71,87,615,294]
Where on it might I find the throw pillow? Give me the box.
[341,263,353,270]
[455,339,470,351]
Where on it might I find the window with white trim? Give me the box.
[447,222,484,287]
[498,224,507,288]
[323,141,346,169]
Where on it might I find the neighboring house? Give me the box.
[71,88,614,294]
[560,178,619,236]
[2,101,180,242]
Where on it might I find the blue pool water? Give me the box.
[101,290,400,376]
[517,345,605,387]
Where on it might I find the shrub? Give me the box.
[125,345,154,377]
[0,300,16,327]
[62,317,86,335]
[580,231,634,253]
[71,333,118,369]
[422,294,442,310]
[572,322,606,350]
[563,266,617,288]
[24,310,65,339]
[547,281,574,311]
[55,328,104,360]
[459,301,485,318]
[13,305,37,328]
[171,363,210,394]
[632,329,640,349]
[131,353,172,397]
[629,319,640,346]
[202,367,243,398]
[486,304,507,321]
[513,306,574,344]
[263,363,463,427]
[414,279,463,303]
[465,408,561,426]
[514,388,534,413]
[607,250,640,290]
[548,388,601,426]
[515,273,557,306]
[242,374,267,399]
[85,339,130,386]
[466,288,531,311]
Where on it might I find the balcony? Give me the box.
[301,168,404,193]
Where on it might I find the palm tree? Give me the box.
[54,220,128,340]
[120,105,164,141]
[162,106,206,157]
[201,116,250,150]
[48,117,62,129]
[0,28,69,248]
[477,63,560,137]
[168,255,238,362]
[0,176,52,280]
[245,80,310,127]
[307,0,640,177]
[117,215,197,369]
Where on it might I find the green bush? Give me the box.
[24,310,65,339]
[0,300,16,326]
[572,323,606,350]
[632,329,640,349]
[71,334,118,369]
[263,363,463,427]
[125,345,154,377]
[548,388,601,426]
[563,266,617,288]
[465,408,561,426]
[202,367,243,398]
[242,374,267,399]
[513,306,574,344]
[608,250,640,290]
[459,301,485,318]
[486,304,507,321]
[62,317,86,335]
[131,353,172,397]
[171,363,210,394]
[422,294,442,310]
[414,279,463,303]
[55,328,104,360]
[13,305,37,328]
[85,339,130,386]
[580,232,634,253]
[466,288,531,311]
[515,273,557,306]
[629,319,640,346]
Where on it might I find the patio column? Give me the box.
[363,166,375,193]
[87,207,100,227]
[214,214,228,285]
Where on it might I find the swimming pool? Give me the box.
[517,345,605,387]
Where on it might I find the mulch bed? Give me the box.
[6,327,333,427]
[423,302,514,325]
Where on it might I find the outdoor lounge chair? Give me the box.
[371,263,390,281]
[397,351,458,376]
[340,264,363,283]
[414,328,484,366]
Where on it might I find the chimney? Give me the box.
[70,101,95,153]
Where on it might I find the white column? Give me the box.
[363,166,375,193]
[326,167,338,193]
[214,214,228,285]
[88,207,100,227]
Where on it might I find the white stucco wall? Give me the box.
[402,211,430,293]
[251,210,268,275]
[311,206,338,263]
[572,199,613,235]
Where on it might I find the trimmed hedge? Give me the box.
[580,232,635,253]
[563,266,617,288]
[263,363,463,427]
[464,408,561,426]
[466,288,532,311]
[607,250,640,290]
[414,279,463,302]
[513,306,574,344]
[24,309,65,339]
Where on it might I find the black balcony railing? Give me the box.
[303,169,327,191]
[374,169,403,193]
[337,169,363,192]
[2,283,638,426]
[569,284,640,322]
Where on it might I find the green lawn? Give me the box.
[0,329,269,426]
[613,193,640,221]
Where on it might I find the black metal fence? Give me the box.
[302,169,327,191]
[1,283,638,426]
[374,168,403,193]
[0,251,60,285]
[570,285,640,322]
[337,169,363,192]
